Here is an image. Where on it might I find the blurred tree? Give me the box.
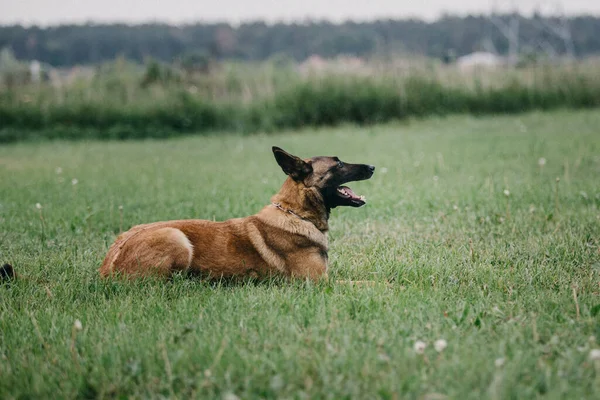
[0,16,598,66]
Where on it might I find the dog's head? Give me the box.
[272,146,375,209]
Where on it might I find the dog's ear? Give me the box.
[272,146,312,180]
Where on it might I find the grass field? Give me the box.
[1,110,599,399]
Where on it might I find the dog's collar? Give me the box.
[271,202,304,220]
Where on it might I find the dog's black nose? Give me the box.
[368,165,375,172]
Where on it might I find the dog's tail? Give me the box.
[1,263,15,281]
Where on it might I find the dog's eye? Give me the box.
[337,160,344,169]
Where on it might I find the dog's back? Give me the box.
[100,212,327,280]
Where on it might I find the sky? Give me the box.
[1,0,600,26]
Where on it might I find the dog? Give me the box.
[99,147,375,281]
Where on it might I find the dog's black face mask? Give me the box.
[272,146,375,209]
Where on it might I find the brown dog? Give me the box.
[99,147,375,281]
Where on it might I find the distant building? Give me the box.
[29,60,41,82]
[456,52,506,69]
[300,55,327,73]
[299,54,367,75]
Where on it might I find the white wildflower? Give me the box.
[71,178,78,185]
[590,349,600,361]
[518,121,527,133]
[55,167,63,174]
[503,189,510,197]
[538,158,546,167]
[434,339,447,352]
[380,167,388,174]
[270,374,284,391]
[74,319,83,331]
[495,358,505,368]
[35,203,42,209]
[222,392,240,400]
[414,340,427,354]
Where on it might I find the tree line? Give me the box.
[1,14,599,66]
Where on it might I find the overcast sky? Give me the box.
[2,0,599,26]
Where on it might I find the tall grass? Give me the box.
[1,59,600,142]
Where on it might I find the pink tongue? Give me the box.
[344,187,360,199]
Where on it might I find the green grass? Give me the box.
[1,110,600,399]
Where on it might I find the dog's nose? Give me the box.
[368,165,375,172]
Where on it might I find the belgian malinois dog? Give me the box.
[99,147,375,281]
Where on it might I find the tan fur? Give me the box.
[100,147,374,282]
[100,178,329,280]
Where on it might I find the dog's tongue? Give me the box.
[339,186,366,202]
[342,186,358,199]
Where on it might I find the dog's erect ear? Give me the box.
[272,146,313,180]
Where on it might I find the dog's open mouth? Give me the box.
[336,186,366,206]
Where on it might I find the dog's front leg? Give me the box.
[287,250,328,282]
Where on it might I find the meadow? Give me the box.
[1,109,599,399]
